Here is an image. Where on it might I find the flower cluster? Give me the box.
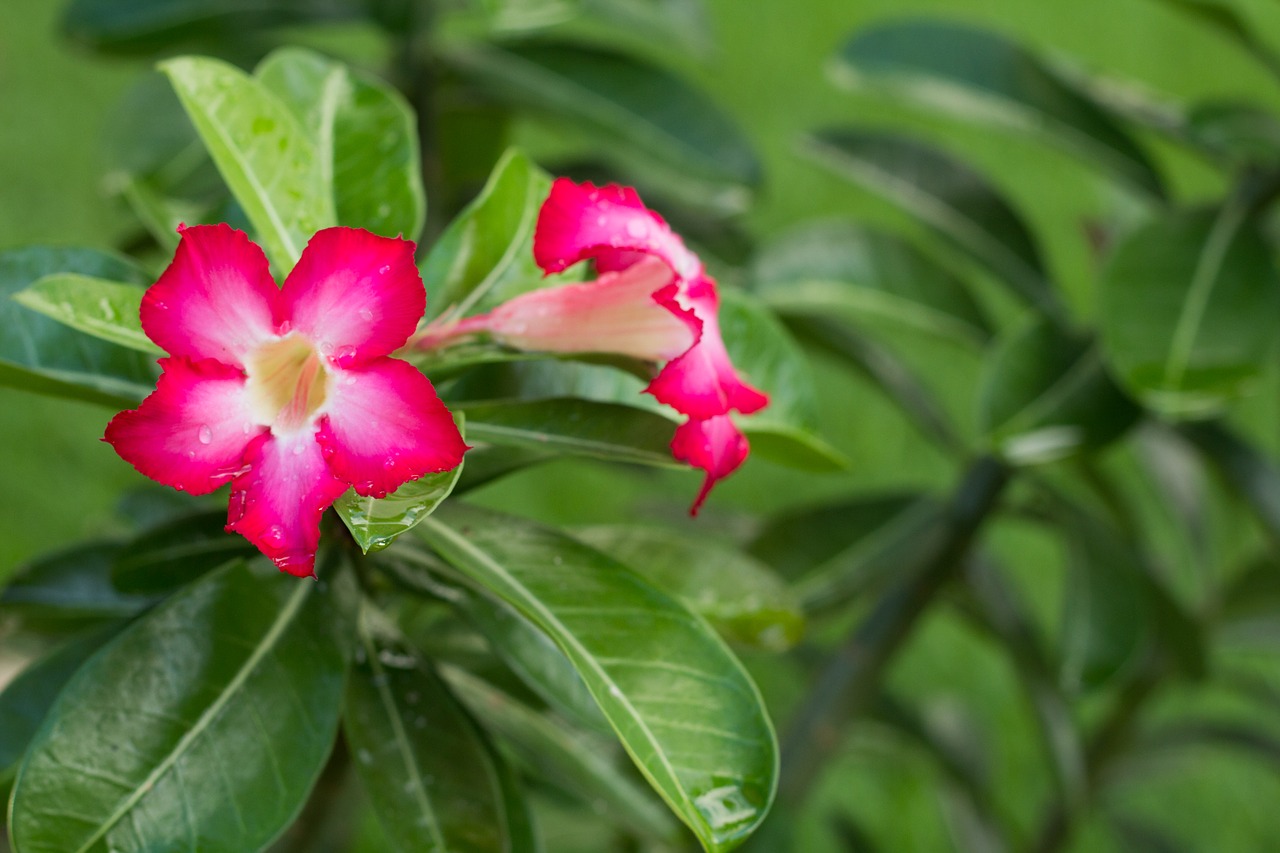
[429,179,769,513]
[105,224,467,576]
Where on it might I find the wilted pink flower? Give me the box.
[106,224,468,576]
[429,179,767,513]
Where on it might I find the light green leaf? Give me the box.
[343,604,533,853]
[750,220,991,348]
[1099,205,1280,417]
[573,525,804,650]
[832,20,1165,199]
[0,247,156,407]
[255,47,425,240]
[161,55,336,272]
[805,128,1061,320]
[415,503,778,852]
[13,274,158,355]
[739,423,848,473]
[9,558,350,853]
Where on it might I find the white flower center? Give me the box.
[244,333,330,433]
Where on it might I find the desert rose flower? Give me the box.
[105,224,468,577]
[425,179,767,513]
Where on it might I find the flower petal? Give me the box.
[317,359,467,498]
[142,224,279,368]
[534,178,701,280]
[279,227,425,368]
[671,415,750,516]
[225,432,349,577]
[646,275,769,419]
[104,357,264,495]
[479,256,698,360]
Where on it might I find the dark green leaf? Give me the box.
[573,524,804,650]
[14,274,157,354]
[0,247,156,407]
[9,558,349,853]
[977,317,1139,464]
[444,42,760,208]
[832,21,1165,198]
[0,623,126,785]
[719,288,821,432]
[162,55,336,272]
[111,510,256,594]
[804,128,1061,319]
[421,148,552,318]
[2,542,156,620]
[1153,0,1280,75]
[750,220,991,347]
[416,503,778,852]
[1187,101,1280,168]
[1178,420,1280,545]
[579,0,713,58]
[1099,206,1280,417]
[343,605,533,852]
[444,666,681,845]
[256,47,425,241]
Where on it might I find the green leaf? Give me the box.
[444,42,761,209]
[343,604,533,853]
[458,397,682,468]
[444,666,681,845]
[2,542,156,621]
[572,525,804,650]
[1178,420,1280,545]
[578,0,713,58]
[9,558,350,853]
[0,247,156,407]
[1153,0,1280,75]
[255,47,425,240]
[13,274,158,355]
[719,289,820,432]
[161,55,336,272]
[1099,205,1280,417]
[977,317,1139,464]
[804,128,1061,320]
[750,220,991,347]
[111,509,256,594]
[738,424,848,473]
[422,148,552,319]
[416,503,778,852]
[1187,101,1280,169]
[0,623,126,786]
[831,20,1165,199]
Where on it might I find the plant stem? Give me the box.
[777,455,1011,806]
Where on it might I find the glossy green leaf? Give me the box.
[1187,101,1280,168]
[977,317,1139,464]
[13,274,157,354]
[804,128,1061,320]
[1179,420,1280,544]
[750,220,991,347]
[111,509,256,594]
[1099,206,1280,417]
[0,247,156,407]
[161,55,336,272]
[422,148,552,319]
[444,42,761,208]
[719,289,820,431]
[416,503,778,852]
[458,397,682,468]
[444,666,681,845]
[832,21,1165,199]
[738,424,848,473]
[9,558,349,853]
[572,525,804,650]
[0,623,125,786]
[343,605,533,853]
[2,542,155,621]
[579,0,713,58]
[255,47,425,240]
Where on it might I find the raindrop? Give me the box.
[608,685,623,699]
[625,219,647,239]
[357,749,373,765]
[267,525,285,544]
[293,443,305,455]
[383,458,397,470]
[378,264,391,274]
[335,345,357,362]
[197,424,213,445]
[344,375,357,385]
[595,214,608,227]
[405,691,420,705]
[359,307,374,322]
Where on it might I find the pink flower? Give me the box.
[105,224,468,577]
[431,179,767,513]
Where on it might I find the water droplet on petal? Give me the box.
[319,341,335,356]
[344,375,357,386]
[595,214,607,227]
[267,525,285,544]
[625,219,647,239]
[359,307,374,322]
[293,443,305,455]
[335,345,357,363]
[378,264,391,274]
[197,424,213,445]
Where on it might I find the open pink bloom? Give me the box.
[435,178,767,513]
[106,224,468,577]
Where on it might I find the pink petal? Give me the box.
[478,256,698,360]
[225,432,349,577]
[671,415,750,516]
[316,359,467,499]
[104,357,264,495]
[142,224,279,368]
[645,275,769,419]
[534,179,701,280]
[279,227,425,368]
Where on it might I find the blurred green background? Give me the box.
[7,0,1280,849]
